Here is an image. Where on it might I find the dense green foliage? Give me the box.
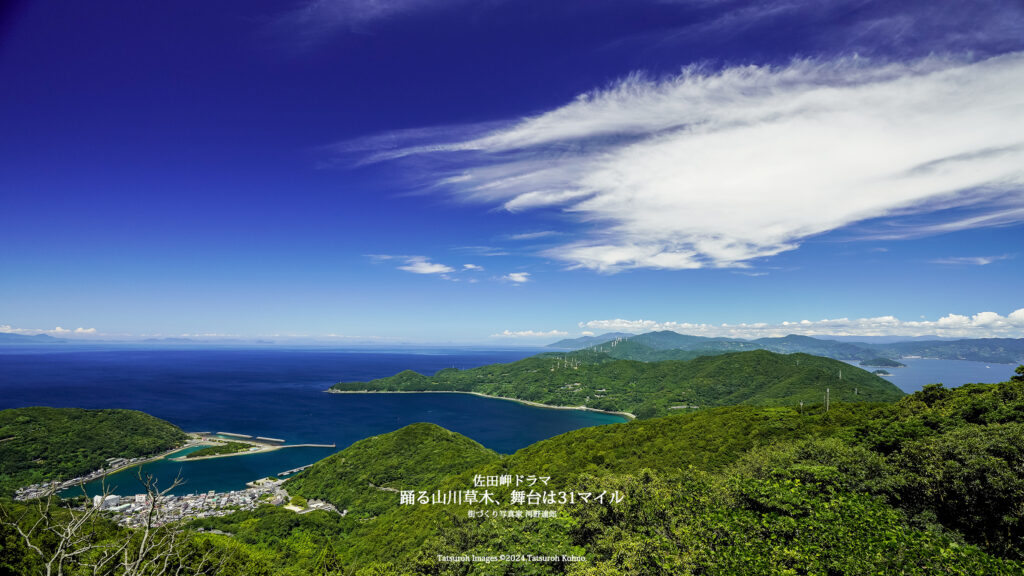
[0,407,187,496]
[185,441,251,459]
[287,372,1024,573]
[332,350,903,418]
[286,423,500,517]
[188,507,358,575]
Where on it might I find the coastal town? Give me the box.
[12,431,340,526]
[90,477,341,527]
[13,446,206,501]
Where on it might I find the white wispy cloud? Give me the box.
[345,53,1024,272]
[930,254,1013,266]
[503,272,531,283]
[490,329,568,339]
[507,231,558,241]
[454,246,510,257]
[396,256,455,274]
[284,0,469,35]
[0,325,99,336]
[462,263,484,271]
[581,308,1024,339]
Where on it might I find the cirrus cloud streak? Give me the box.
[344,53,1024,272]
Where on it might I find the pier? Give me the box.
[284,443,336,448]
[216,432,253,439]
[278,464,314,477]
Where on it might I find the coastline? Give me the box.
[38,441,199,500]
[326,388,636,421]
[169,444,283,462]
[169,436,335,462]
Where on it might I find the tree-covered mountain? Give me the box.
[877,337,1024,363]
[286,422,500,517]
[331,349,903,418]
[547,332,634,349]
[0,407,187,496]
[551,330,1024,363]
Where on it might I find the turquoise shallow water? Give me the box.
[0,346,625,496]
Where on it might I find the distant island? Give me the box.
[549,330,1024,364]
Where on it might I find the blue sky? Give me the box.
[1,0,1023,344]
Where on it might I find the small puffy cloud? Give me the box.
[580,331,596,336]
[463,264,484,271]
[490,329,568,339]
[396,256,455,275]
[580,308,1024,338]
[503,272,531,283]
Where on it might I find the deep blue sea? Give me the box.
[0,346,625,496]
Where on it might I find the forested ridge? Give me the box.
[0,407,187,496]
[331,349,904,418]
[551,331,1024,364]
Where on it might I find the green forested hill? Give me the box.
[249,374,1024,574]
[0,407,187,496]
[286,422,500,517]
[332,350,904,418]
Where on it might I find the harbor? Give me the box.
[168,432,336,462]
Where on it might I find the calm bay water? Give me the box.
[873,357,1018,393]
[0,346,625,496]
